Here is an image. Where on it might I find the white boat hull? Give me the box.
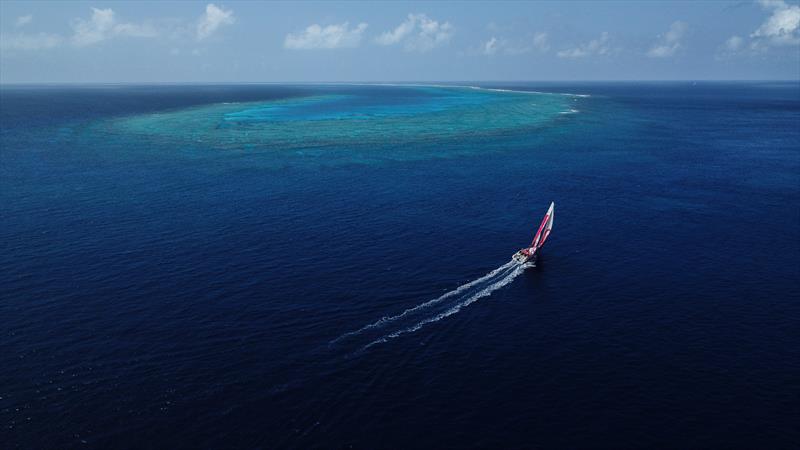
[512,250,536,264]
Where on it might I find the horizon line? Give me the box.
[2,79,799,86]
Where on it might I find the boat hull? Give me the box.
[513,250,536,264]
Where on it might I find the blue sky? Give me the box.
[1,1,799,82]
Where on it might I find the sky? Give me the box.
[1,0,799,83]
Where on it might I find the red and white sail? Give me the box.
[530,202,554,251]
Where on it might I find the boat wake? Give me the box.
[331,259,530,353]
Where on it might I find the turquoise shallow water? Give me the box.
[107,85,577,152]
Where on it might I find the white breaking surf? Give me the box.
[331,259,530,352]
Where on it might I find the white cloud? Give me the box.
[647,21,688,58]
[725,35,744,52]
[114,22,159,38]
[197,3,235,41]
[532,32,550,52]
[557,32,611,58]
[720,0,799,56]
[376,16,416,45]
[751,0,800,45]
[4,5,235,52]
[71,8,115,46]
[478,32,549,56]
[284,22,367,49]
[0,32,62,51]
[71,8,158,47]
[376,13,454,52]
[481,36,499,55]
[16,15,33,28]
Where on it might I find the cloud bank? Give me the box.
[197,3,235,41]
[1,4,234,52]
[647,21,688,58]
[479,32,549,56]
[557,32,611,58]
[0,32,62,51]
[376,14,453,52]
[722,0,800,55]
[752,0,800,45]
[71,7,158,46]
[284,22,368,49]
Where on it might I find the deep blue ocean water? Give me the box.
[1,82,799,448]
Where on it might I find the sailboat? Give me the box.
[512,202,554,264]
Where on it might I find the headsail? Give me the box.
[530,202,555,250]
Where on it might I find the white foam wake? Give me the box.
[361,262,528,351]
[331,259,530,352]
[330,260,516,344]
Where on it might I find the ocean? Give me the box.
[1,82,799,448]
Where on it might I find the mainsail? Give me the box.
[530,202,554,250]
